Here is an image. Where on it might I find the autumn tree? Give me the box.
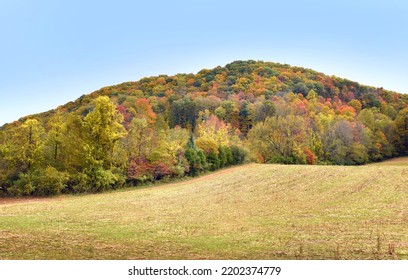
[45,111,67,168]
[249,115,309,164]
[78,96,127,191]
[11,119,45,173]
[394,108,408,154]
[83,96,127,167]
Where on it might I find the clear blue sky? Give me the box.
[1,0,407,125]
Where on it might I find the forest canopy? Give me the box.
[1,60,407,196]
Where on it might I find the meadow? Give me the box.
[1,158,407,259]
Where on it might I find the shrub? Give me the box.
[225,146,234,165]
[218,146,228,167]
[171,152,189,177]
[127,157,154,184]
[89,167,118,192]
[230,145,246,164]
[207,150,220,171]
[9,173,35,196]
[152,162,172,180]
[304,148,317,165]
[70,172,91,193]
[35,166,69,195]
[185,148,206,176]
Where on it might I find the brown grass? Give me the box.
[0,159,407,259]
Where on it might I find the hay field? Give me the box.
[1,158,407,259]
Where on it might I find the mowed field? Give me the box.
[1,158,407,260]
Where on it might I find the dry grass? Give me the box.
[1,159,407,259]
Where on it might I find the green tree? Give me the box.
[207,150,220,170]
[185,134,206,175]
[218,146,228,167]
[214,106,226,120]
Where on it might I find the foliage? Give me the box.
[0,60,407,196]
[35,167,69,195]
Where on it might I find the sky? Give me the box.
[0,0,407,125]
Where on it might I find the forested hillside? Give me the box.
[0,60,407,196]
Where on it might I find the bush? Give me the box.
[9,172,35,196]
[197,150,207,170]
[225,146,234,165]
[207,150,220,171]
[171,152,189,177]
[152,162,172,180]
[185,148,206,176]
[230,145,246,164]
[304,148,317,165]
[70,172,91,193]
[89,167,118,192]
[110,167,126,189]
[267,155,296,164]
[35,166,69,195]
[218,146,228,167]
[127,157,154,184]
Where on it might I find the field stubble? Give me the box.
[0,158,407,259]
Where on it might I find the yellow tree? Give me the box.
[83,96,127,168]
[196,114,231,146]
[10,119,45,172]
[248,115,309,164]
[45,110,66,166]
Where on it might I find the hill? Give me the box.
[1,158,407,259]
[0,60,407,196]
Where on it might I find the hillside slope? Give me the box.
[1,158,407,259]
[1,60,407,196]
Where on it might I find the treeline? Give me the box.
[0,97,246,196]
[0,60,407,196]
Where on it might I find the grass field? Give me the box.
[1,158,407,259]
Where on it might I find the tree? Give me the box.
[322,120,369,165]
[45,111,66,167]
[196,115,232,146]
[79,96,127,191]
[256,100,275,122]
[248,115,309,164]
[10,119,45,173]
[239,101,252,135]
[134,98,156,124]
[2,60,408,196]
[306,89,318,100]
[230,145,246,164]
[348,99,362,113]
[218,146,228,167]
[357,109,375,130]
[126,118,151,159]
[196,136,218,155]
[394,108,408,154]
[214,106,226,120]
[82,96,126,168]
[207,150,220,170]
[184,134,206,175]
[170,98,198,131]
